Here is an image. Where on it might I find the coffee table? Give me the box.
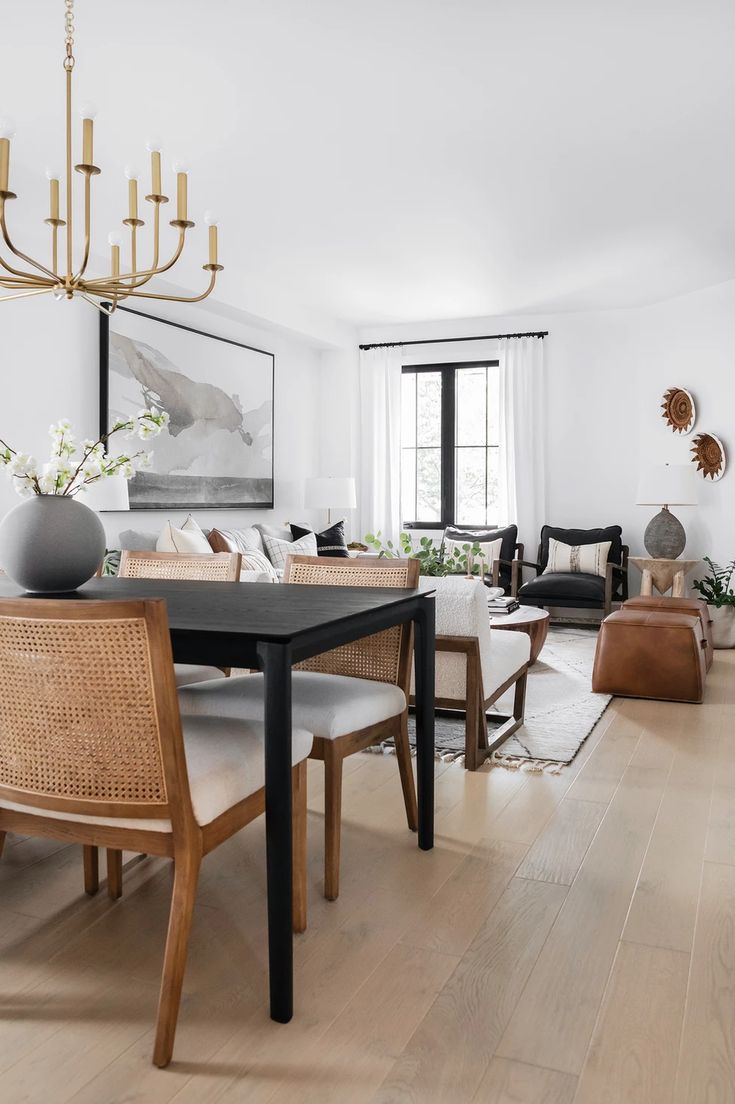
[489,605,550,664]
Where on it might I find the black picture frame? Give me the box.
[99,304,275,510]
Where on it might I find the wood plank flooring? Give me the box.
[0,651,732,1103]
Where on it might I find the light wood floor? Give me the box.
[0,653,733,1104]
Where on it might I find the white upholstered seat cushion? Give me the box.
[0,716,313,833]
[174,664,226,687]
[178,670,406,740]
[413,576,529,701]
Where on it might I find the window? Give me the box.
[401,361,501,528]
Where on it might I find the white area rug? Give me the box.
[375,626,610,773]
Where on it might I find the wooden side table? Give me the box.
[629,557,698,598]
[489,606,550,665]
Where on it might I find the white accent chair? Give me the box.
[178,554,420,902]
[416,577,530,770]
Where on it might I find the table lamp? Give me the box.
[636,463,697,558]
[81,474,130,512]
[304,476,356,526]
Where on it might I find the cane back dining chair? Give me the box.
[96,548,244,899]
[178,554,420,902]
[0,596,311,1068]
[118,548,241,688]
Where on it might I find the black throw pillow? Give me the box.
[290,519,349,557]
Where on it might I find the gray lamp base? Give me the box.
[643,506,686,559]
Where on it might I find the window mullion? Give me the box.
[441,367,455,528]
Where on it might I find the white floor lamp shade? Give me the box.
[304,477,356,525]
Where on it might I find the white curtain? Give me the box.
[358,346,403,544]
[498,336,547,552]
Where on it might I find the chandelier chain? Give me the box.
[64,0,75,70]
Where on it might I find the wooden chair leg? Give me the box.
[464,643,482,771]
[153,847,202,1068]
[106,848,123,900]
[394,713,418,832]
[292,759,308,934]
[0,831,6,860]
[83,845,99,896]
[323,744,343,902]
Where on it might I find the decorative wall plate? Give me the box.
[691,432,727,481]
[661,387,696,434]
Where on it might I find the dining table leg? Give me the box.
[258,640,294,1023]
[413,594,436,851]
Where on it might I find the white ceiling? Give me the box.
[4,0,735,334]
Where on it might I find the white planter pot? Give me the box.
[710,604,735,649]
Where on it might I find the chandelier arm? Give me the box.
[0,272,54,286]
[79,293,116,316]
[84,227,187,290]
[0,287,55,304]
[0,263,55,286]
[113,271,218,304]
[1,210,60,283]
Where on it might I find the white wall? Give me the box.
[357,279,735,566]
[0,295,327,547]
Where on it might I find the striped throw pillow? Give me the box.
[543,538,612,578]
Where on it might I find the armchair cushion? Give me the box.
[519,571,608,607]
[413,576,528,701]
[539,525,623,570]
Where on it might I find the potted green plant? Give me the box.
[692,556,735,648]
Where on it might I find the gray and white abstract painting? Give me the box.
[105,309,274,509]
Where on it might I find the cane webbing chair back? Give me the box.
[0,598,187,822]
[118,550,241,582]
[284,555,419,690]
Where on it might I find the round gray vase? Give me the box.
[0,494,106,593]
[643,506,686,559]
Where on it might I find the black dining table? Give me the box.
[0,576,436,1024]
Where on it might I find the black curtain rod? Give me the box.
[359,329,548,351]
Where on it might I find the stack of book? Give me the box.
[487,594,520,615]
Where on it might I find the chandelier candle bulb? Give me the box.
[208,224,218,265]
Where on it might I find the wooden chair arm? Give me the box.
[510,557,541,597]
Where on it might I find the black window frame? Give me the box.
[401,360,500,531]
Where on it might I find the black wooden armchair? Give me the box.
[442,525,524,594]
[511,524,629,617]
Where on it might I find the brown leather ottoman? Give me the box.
[592,609,706,702]
[623,596,713,671]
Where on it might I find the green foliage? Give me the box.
[692,556,735,607]
[364,531,488,578]
[102,549,121,577]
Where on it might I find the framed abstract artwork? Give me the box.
[99,305,274,509]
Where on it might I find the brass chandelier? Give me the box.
[0,0,223,313]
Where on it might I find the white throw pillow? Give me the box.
[261,531,318,571]
[543,538,612,578]
[444,536,502,573]
[157,516,212,554]
[239,548,279,583]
